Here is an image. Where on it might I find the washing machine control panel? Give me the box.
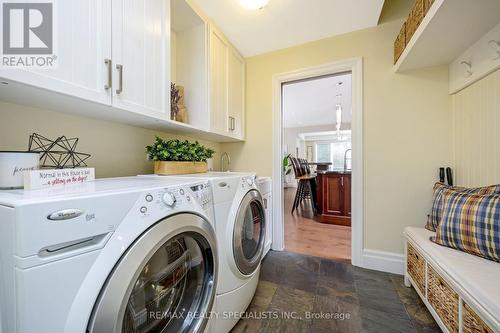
[189,182,212,211]
[161,192,177,207]
[241,175,257,190]
[138,181,212,217]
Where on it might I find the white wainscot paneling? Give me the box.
[452,69,500,187]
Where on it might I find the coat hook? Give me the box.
[488,40,500,60]
[460,61,472,78]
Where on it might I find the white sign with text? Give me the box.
[24,168,95,190]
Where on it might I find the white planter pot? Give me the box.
[0,152,40,189]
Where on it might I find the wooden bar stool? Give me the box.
[290,157,317,214]
[300,158,318,211]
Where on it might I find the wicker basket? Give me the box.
[394,22,406,64]
[427,266,459,333]
[463,303,493,333]
[406,0,425,43]
[423,0,435,15]
[407,243,426,294]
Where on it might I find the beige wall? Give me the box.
[452,69,500,187]
[0,101,221,178]
[221,0,453,254]
[283,124,335,159]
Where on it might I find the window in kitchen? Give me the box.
[315,141,351,170]
[315,143,331,163]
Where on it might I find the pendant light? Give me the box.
[336,93,342,140]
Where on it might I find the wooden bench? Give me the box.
[404,227,499,333]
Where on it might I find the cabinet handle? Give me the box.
[104,59,112,90]
[263,198,267,209]
[228,117,235,131]
[116,64,123,95]
[341,177,344,187]
[232,117,236,131]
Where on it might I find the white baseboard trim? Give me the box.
[360,249,405,275]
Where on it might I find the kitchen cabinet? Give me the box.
[0,0,112,105]
[317,172,351,226]
[111,0,170,116]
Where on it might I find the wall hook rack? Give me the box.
[460,61,473,77]
[488,40,500,60]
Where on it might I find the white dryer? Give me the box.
[158,172,267,333]
[0,177,218,333]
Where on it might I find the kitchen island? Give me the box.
[316,170,351,226]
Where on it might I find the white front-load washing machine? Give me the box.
[152,172,267,333]
[0,177,218,333]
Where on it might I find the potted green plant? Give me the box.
[282,154,292,187]
[146,137,215,175]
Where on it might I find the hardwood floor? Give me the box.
[284,187,351,261]
[284,188,351,262]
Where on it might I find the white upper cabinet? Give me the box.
[111,0,170,116]
[0,0,245,142]
[209,26,245,139]
[0,0,112,105]
[228,48,245,140]
[209,27,229,135]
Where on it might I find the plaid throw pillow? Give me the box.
[425,183,500,231]
[432,191,500,262]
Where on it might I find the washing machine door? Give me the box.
[233,190,266,275]
[88,213,216,333]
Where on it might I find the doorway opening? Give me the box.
[271,58,363,266]
[283,73,352,261]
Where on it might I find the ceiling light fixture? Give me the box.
[336,104,342,139]
[239,0,269,10]
[336,93,343,140]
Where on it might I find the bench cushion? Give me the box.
[405,227,500,320]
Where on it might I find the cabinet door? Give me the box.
[323,175,343,216]
[111,0,170,116]
[343,175,351,217]
[209,28,229,134]
[0,0,112,105]
[228,48,245,139]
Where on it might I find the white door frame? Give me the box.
[271,57,364,267]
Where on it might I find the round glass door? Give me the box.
[122,234,210,333]
[233,190,266,275]
[88,214,216,333]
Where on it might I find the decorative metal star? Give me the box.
[28,133,91,169]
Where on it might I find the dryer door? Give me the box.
[88,213,216,333]
[233,190,266,275]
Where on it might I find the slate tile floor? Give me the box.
[231,251,440,333]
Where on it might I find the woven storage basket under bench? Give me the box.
[404,227,500,333]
